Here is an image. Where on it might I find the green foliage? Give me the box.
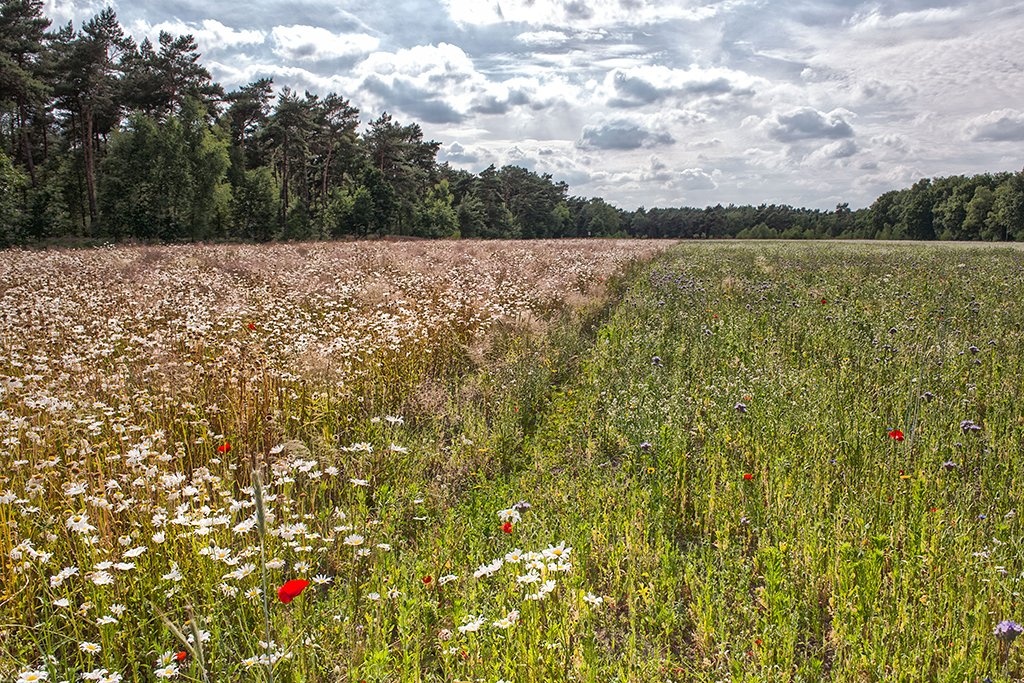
[230,167,279,241]
[736,222,778,239]
[456,188,487,237]
[99,99,229,240]
[415,179,458,238]
[0,146,26,242]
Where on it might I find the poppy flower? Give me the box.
[501,521,514,534]
[174,651,188,663]
[888,429,904,442]
[742,472,753,481]
[247,322,256,331]
[217,441,231,454]
[277,579,310,604]
[820,298,828,304]
[422,575,432,586]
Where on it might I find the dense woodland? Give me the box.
[2,1,1023,245]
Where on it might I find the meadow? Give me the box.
[2,240,1024,683]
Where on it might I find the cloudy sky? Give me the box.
[45,0,1024,209]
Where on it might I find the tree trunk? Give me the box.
[321,145,332,212]
[280,140,289,230]
[18,100,36,186]
[82,104,97,224]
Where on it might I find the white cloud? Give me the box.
[515,29,608,46]
[965,109,1024,142]
[594,157,717,189]
[515,30,571,46]
[129,18,266,52]
[42,0,109,26]
[441,0,721,27]
[848,6,966,33]
[350,43,484,123]
[206,59,349,93]
[602,64,763,108]
[577,113,677,150]
[805,139,859,165]
[270,25,379,61]
[763,107,855,142]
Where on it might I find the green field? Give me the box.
[3,241,1024,682]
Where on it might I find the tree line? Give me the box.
[1,1,1022,245]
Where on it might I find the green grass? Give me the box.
[3,242,1024,682]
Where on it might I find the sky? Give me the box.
[44,0,1024,210]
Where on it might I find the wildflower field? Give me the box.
[3,240,1024,682]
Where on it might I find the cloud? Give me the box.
[515,28,607,46]
[588,157,718,205]
[577,118,675,150]
[440,0,722,27]
[439,141,481,164]
[965,109,1024,142]
[350,43,488,123]
[270,25,379,61]
[818,139,858,159]
[765,107,855,142]
[848,6,965,33]
[205,59,349,93]
[675,167,718,190]
[363,76,465,123]
[515,30,571,46]
[689,138,723,149]
[470,88,532,115]
[604,65,761,108]
[129,18,266,53]
[805,139,859,164]
[42,0,109,26]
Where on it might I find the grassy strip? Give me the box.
[490,242,1024,681]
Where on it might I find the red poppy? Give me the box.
[820,298,828,304]
[174,650,188,663]
[217,441,231,454]
[277,579,310,604]
[247,322,256,331]
[501,521,514,534]
[742,472,753,481]
[422,575,432,585]
[888,429,904,442]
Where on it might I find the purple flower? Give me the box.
[512,500,531,512]
[734,402,748,414]
[651,356,663,367]
[942,461,957,471]
[994,620,1023,643]
[961,419,981,433]
[639,441,653,452]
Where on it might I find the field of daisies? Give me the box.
[3,240,1024,682]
